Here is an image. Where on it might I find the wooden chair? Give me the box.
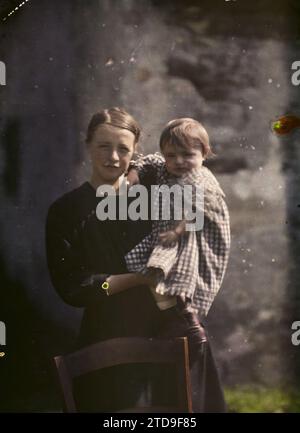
[54,336,192,413]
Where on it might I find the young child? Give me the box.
[126,118,230,320]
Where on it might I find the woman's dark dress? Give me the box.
[46,181,226,412]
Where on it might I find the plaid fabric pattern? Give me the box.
[125,153,231,317]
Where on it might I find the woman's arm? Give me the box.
[46,203,151,306]
[105,273,150,296]
[46,203,110,307]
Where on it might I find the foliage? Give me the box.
[225,386,300,413]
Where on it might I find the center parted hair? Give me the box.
[159,118,214,159]
[86,107,141,144]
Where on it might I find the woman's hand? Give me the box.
[126,169,140,186]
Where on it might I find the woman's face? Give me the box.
[88,124,136,185]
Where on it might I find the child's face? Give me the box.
[162,142,204,177]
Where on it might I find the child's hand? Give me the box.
[159,230,179,247]
[159,220,185,247]
[126,169,140,186]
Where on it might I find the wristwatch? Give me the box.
[101,276,111,296]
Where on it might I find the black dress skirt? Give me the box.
[46,181,226,412]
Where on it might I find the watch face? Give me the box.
[101,281,109,291]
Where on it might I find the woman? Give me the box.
[46,107,163,411]
[46,107,226,412]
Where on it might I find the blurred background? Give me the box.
[1,0,300,412]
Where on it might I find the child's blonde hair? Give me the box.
[159,118,214,159]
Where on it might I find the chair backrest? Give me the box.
[54,336,192,413]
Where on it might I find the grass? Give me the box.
[224,386,300,413]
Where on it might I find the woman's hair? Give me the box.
[86,107,141,144]
[159,118,214,158]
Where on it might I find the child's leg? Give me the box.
[157,298,206,366]
[156,301,226,413]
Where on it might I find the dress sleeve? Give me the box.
[129,152,165,183]
[45,204,108,308]
[194,191,231,317]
